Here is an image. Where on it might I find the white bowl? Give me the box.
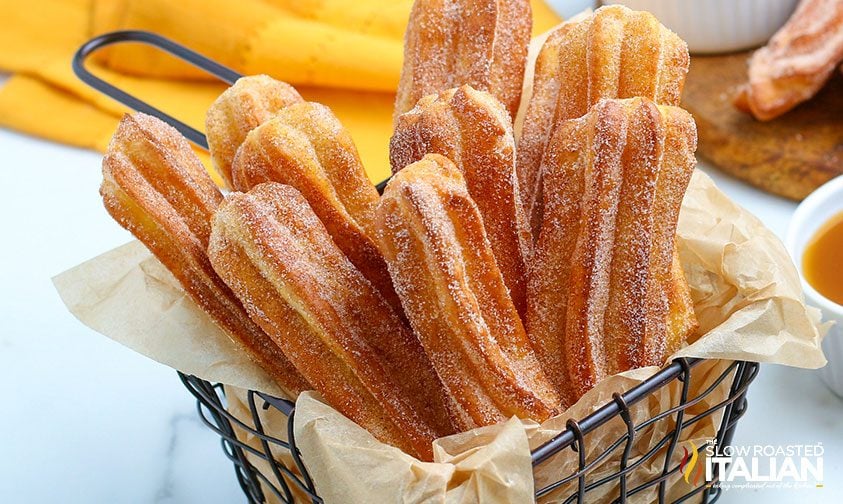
[550,0,599,19]
[786,175,843,398]
[601,0,799,53]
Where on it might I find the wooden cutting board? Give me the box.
[681,51,843,201]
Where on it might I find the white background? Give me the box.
[1,13,841,503]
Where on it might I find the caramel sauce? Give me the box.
[803,211,843,306]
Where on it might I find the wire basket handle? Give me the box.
[72,30,243,150]
[72,31,395,193]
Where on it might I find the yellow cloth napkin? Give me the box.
[0,0,560,183]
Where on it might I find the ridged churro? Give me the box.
[394,0,532,122]
[208,183,456,460]
[231,102,400,310]
[390,85,532,316]
[518,5,689,235]
[101,113,309,398]
[527,98,698,405]
[376,154,561,429]
[206,75,303,188]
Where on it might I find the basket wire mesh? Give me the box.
[73,30,761,504]
[178,358,758,503]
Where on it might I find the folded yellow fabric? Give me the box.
[0,0,561,183]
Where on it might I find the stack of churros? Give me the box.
[100,3,699,460]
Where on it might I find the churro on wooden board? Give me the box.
[735,0,843,121]
[683,51,843,201]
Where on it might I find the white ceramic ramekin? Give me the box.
[601,0,799,53]
[786,175,843,398]
[551,0,599,19]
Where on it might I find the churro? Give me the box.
[101,113,309,398]
[376,154,561,429]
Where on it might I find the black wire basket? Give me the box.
[177,358,758,504]
[73,31,761,504]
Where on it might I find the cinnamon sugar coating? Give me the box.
[231,102,401,311]
[527,98,698,406]
[208,183,455,461]
[391,85,532,317]
[206,75,303,188]
[375,154,561,430]
[518,5,689,237]
[101,113,309,398]
[394,0,532,123]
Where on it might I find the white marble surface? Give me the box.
[0,75,841,504]
[0,127,245,503]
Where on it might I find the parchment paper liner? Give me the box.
[54,169,826,503]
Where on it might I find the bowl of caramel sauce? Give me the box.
[787,175,843,398]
